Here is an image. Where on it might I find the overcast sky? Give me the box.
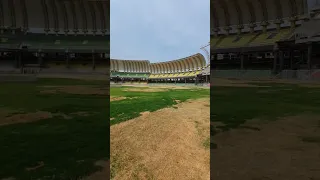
[110,0,210,62]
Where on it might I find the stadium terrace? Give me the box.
[110,53,210,85]
[0,0,109,75]
[211,0,320,80]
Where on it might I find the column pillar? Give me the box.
[92,51,96,70]
[14,51,19,68]
[240,53,244,70]
[273,50,278,74]
[38,52,43,66]
[279,51,284,71]
[290,49,294,69]
[307,43,313,69]
[237,25,243,35]
[249,23,256,34]
[261,21,269,33]
[65,50,69,69]
[290,16,297,28]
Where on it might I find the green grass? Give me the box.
[211,82,320,148]
[110,86,209,125]
[0,78,109,180]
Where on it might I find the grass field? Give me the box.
[0,78,109,180]
[211,78,320,179]
[110,85,210,179]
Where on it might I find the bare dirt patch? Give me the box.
[0,111,53,126]
[123,88,168,92]
[0,108,16,119]
[25,161,44,171]
[122,85,191,90]
[139,111,150,117]
[211,115,320,180]
[110,98,210,180]
[152,86,192,90]
[123,86,195,93]
[0,110,92,126]
[174,99,181,103]
[70,111,91,117]
[40,86,108,95]
[110,96,127,102]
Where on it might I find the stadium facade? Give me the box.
[110,53,210,84]
[0,0,110,75]
[211,0,320,80]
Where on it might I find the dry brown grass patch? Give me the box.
[123,88,168,92]
[139,111,150,117]
[122,86,194,93]
[0,111,53,126]
[211,115,320,180]
[110,96,127,102]
[110,98,210,180]
[0,108,16,119]
[25,161,44,171]
[0,110,93,126]
[153,86,192,90]
[122,85,191,90]
[174,99,181,103]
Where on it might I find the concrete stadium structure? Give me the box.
[211,0,320,80]
[110,53,210,84]
[110,59,150,73]
[0,0,110,75]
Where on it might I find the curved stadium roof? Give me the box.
[111,53,206,73]
[211,0,308,33]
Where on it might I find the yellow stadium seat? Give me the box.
[250,28,293,46]
[216,33,256,48]
[211,36,223,47]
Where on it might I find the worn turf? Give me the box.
[110,85,210,180]
[211,82,320,148]
[110,86,209,125]
[0,78,109,180]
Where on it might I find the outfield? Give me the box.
[110,85,210,180]
[0,77,109,180]
[211,78,320,179]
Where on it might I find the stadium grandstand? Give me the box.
[211,0,320,80]
[0,0,109,76]
[110,53,210,85]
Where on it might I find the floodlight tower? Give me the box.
[200,42,210,65]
